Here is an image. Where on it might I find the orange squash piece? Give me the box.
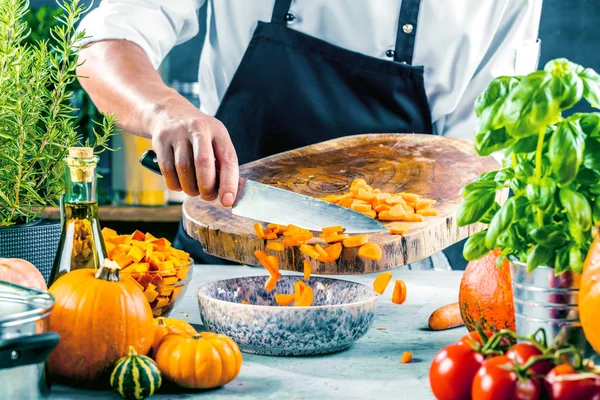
[254,250,268,262]
[377,210,404,221]
[314,244,328,258]
[101,227,118,239]
[264,274,281,292]
[401,352,413,363]
[359,243,382,262]
[389,222,410,235]
[374,204,391,213]
[322,225,344,235]
[399,193,420,203]
[266,242,285,252]
[400,214,424,222]
[416,199,436,210]
[419,208,438,216]
[392,280,407,304]
[263,228,278,240]
[241,300,249,305]
[318,242,343,262]
[294,280,306,301]
[342,234,369,248]
[373,272,393,294]
[299,244,321,260]
[303,260,311,281]
[325,233,350,244]
[295,285,314,307]
[351,203,373,213]
[254,223,265,239]
[275,293,295,306]
[389,204,407,218]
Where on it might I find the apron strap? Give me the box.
[271,0,293,25]
[394,0,422,64]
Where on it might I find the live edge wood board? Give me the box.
[182,134,500,274]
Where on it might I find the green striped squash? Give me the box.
[110,346,162,400]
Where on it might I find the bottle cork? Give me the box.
[68,147,94,159]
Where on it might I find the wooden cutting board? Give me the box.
[182,134,499,274]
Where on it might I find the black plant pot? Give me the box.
[0,218,61,284]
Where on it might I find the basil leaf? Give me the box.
[480,202,501,224]
[578,113,600,138]
[475,127,513,156]
[494,168,514,184]
[485,198,516,248]
[475,76,522,117]
[593,198,600,225]
[461,180,498,195]
[539,177,557,211]
[527,245,554,273]
[570,246,585,274]
[554,246,571,274]
[463,231,489,261]
[511,135,539,154]
[549,65,584,109]
[559,188,592,242]
[515,160,535,179]
[576,168,600,186]
[548,119,584,186]
[530,225,569,248]
[457,190,496,226]
[583,138,600,172]
[578,67,600,108]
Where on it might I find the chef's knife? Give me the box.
[139,150,387,233]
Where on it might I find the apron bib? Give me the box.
[175,0,456,269]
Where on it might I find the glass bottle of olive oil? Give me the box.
[49,147,107,284]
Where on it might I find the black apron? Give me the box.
[174,0,467,268]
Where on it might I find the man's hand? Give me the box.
[150,101,239,206]
[76,40,239,206]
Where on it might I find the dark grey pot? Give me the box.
[0,218,61,285]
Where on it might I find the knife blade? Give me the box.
[139,150,387,233]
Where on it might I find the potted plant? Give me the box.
[0,0,114,282]
[457,58,600,354]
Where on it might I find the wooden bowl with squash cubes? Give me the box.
[102,228,193,317]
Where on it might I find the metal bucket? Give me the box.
[510,259,594,357]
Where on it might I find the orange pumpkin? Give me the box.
[155,332,242,389]
[580,230,600,353]
[152,317,197,356]
[48,260,155,383]
[459,248,516,332]
[0,258,47,291]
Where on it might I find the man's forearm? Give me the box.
[76,39,187,137]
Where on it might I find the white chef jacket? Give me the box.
[78,0,543,142]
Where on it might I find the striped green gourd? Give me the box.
[110,346,162,400]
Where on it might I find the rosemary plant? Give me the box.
[0,0,114,226]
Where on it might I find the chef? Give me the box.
[76,0,542,269]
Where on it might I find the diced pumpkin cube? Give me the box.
[169,247,190,262]
[389,204,407,217]
[400,214,424,222]
[108,235,130,245]
[149,256,162,271]
[158,260,175,272]
[170,285,185,302]
[144,288,159,303]
[127,246,146,263]
[322,225,344,235]
[156,276,179,287]
[325,233,350,244]
[153,252,166,262]
[132,263,150,274]
[155,296,170,308]
[101,227,118,239]
[146,283,156,291]
[157,286,173,297]
[177,267,190,281]
[105,242,116,257]
[399,193,420,203]
[131,240,149,250]
[419,208,438,216]
[113,252,132,268]
[131,230,146,241]
[137,273,154,288]
[389,222,410,235]
[130,276,145,292]
[151,238,171,248]
[145,232,157,241]
[152,307,164,317]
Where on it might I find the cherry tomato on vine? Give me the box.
[544,364,600,400]
[506,343,555,376]
[472,355,542,400]
[457,330,494,346]
[429,343,485,400]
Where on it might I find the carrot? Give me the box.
[318,242,343,262]
[263,228,278,240]
[322,225,344,234]
[358,243,382,261]
[254,223,265,239]
[391,280,407,304]
[314,244,328,258]
[342,234,369,248]
[268,223,287,233]
[282,236,304,247]
[401,352,413,364]
[325,233,350,244]
[299,244,321,259]
[275,293,295,306]
[419,208,438,216]
[266,242,285,251]
[303,260,311,281]
[295,285,314,307]
[389,222,410,235]
[264,273,280,291]
[372,272,393,294]
[428,302,464,331]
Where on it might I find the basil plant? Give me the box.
[457,58,600,274]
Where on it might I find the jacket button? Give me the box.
[403,24,414,34]
[385,49,395,58]
[285,13,296,22]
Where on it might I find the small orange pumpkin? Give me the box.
[155,332,242,389]
[580,230,600,353]
[152,317,197,356]
[0,258,47,291]
[48,260,155,383]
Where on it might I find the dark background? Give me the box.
[31,0,600,104]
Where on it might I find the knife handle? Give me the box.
[140,150,221,186]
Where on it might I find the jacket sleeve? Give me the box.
[437,0,543,151]
[77,0,205,68]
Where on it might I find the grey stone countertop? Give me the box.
[50,264,466,400]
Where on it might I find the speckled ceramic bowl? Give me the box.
[197,275,377,356]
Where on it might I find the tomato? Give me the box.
[472,356,542,400]
[429,343,485,400]
[544,364,600,400]
[506,343,554,375]
[457,330,494,346]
